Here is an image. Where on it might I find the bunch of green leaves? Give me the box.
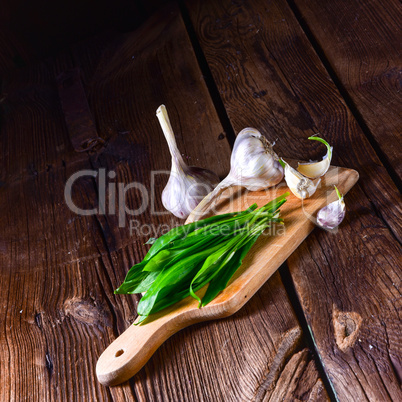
[115,193,289,324]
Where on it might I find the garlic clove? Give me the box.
[156,105,219,219]
[282,159,320,199]
[297,136,333,179]
[317,186,345,230]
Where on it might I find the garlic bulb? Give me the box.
[317,186,345,230]
[223,127,284,191]
[282,159,321,199]
[297,136,332,179]
[187,127,283,221]
[156,105,219,219]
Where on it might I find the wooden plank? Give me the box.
[185,0,401,400]
[0,4,327,401]
[0,0,147,61]
[0,52,137,400]
[292,0,402,181]
[0,27,31,76]
[0,162,136,401]
[185,0,401,242]
[0,0,148,77]
[0,0,33,76]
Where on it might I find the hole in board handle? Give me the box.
[115,349,124,357]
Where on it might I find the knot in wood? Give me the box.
[63,297,110,328]
[332,306,363,352]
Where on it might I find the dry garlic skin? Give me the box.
[283,160,320,199]
[162,168,216,219]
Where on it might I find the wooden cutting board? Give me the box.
[96,164,359,386]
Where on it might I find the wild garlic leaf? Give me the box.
[202,234,259,306]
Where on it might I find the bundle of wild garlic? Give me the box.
[115,193,288,323]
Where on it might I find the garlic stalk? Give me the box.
[156,105,219,219]
[317,186,346,230]
[282,159,321,199]
[188,127,283,221]
[297,136,332,179]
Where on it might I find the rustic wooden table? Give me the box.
[0,0,400,400]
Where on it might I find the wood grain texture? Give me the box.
[262,348,328,402]
[0,3,326,401]
[0,157,135,400]
[292,0,402,181]
[96,165,358,386]
[185,0,402,400]
[0,44,138,402]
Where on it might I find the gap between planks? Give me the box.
[286,0,402,193]
[178,0,237,149]
[279,263,339,402]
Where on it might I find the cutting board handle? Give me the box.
[96,297,214,386]
[96,313,180,385]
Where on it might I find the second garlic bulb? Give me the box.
[156,105,219,219]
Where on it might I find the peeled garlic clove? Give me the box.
[297,136,333,179]
[282,159,320,199]
[317,186,345,230]
[156,105,219,219]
